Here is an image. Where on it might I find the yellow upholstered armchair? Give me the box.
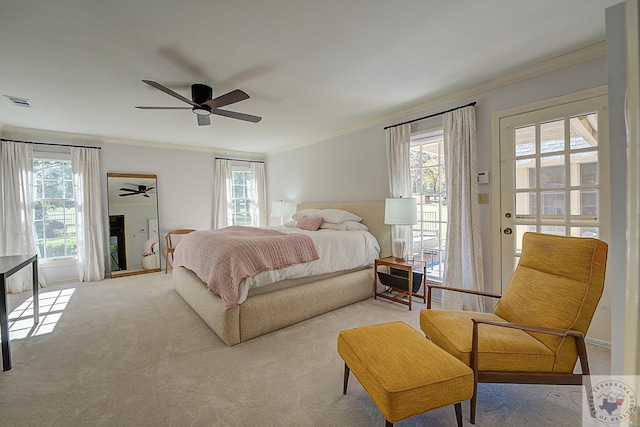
[420,232,608,424]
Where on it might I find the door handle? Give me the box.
[503,228,512,235]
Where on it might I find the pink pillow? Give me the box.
[296,216,323,231]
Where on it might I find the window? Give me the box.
[32,159,77,259]
[231,168,254,226]
[514,113,601,239]
[410,130,447,281]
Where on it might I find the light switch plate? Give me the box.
[477,171,489,184]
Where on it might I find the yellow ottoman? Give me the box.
[337,321,473,427]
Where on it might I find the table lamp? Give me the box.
[271,201,297,225]
[384,197,417,261]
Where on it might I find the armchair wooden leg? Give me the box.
[343,364,350,395]
[385,420,393,427]
[470,391,477,424]
[470,320,479,424]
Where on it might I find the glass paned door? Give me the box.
[499,95,609,292]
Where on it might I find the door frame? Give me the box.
[623,0,639,379]
[490,86,609,294]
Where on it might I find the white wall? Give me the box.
[267,55,612,341]
[267,125,388,210]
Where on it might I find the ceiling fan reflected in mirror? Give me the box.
[119,184,155,198]
[135,80,262,126]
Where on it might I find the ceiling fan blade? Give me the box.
[136,106,192,110]
[210,109,262,123]
[119,188,138,192]
[197,115,211,126]
[119,193,138,197]
[142,80,199,107]
[157,47,215,84]
[145,187,155,192]
[203,89,250,109]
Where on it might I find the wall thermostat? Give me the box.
[477,171,489,184]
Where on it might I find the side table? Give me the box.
[374,256,427,311]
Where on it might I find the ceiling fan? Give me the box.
[119,184,155,198]
[135,80,262,126]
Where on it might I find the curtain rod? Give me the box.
[215,157,264,164]
[0,138,101,150]
[383,101,477,130]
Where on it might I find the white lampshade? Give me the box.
[384,197,417,225]
[271,201,296,218]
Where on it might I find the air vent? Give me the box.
[4,95,31,108]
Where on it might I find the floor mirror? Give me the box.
[107,173,160,277]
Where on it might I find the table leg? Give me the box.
[32,259,39,325]
[422,265,427,304]
[408,269,412,311]
[1,278,10,371]
[373,260,378,300]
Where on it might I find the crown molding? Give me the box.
[0,125,265,160]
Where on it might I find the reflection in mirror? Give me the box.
[107,173,160,277]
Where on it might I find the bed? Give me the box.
[172,201,391,346]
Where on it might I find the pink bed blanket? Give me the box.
[172,226,319,308]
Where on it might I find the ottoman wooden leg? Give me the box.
[343,363,350,395]
[385,420,393,427]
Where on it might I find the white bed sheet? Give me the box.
[237,227,380,304]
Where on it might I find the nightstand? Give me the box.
[374,256,427,310]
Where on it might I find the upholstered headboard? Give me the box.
[296,201,391,258]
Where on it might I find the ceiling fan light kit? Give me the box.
[136,80,262,126]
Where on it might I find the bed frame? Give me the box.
[172,201,391,346]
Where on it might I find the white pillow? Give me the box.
[291,208,361,224]
[292,209,320,220]
[316,209,362,224]
[284,219,297,228]
[319,221,368,231]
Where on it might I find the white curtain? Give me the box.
[250,162,267,226]
[0,141,44,292]
[213,158,233,229]
[71,147,105,282]
[385,124,412,258]
[442,106,485,311]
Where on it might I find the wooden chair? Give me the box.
[165,229,195,273]
[420,232,608,424]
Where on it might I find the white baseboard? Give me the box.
[585,337,611,349]
[42,278,79,287]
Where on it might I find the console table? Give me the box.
[0,254,39,371]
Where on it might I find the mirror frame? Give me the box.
[107,172,161,277]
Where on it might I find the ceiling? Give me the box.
[0,0,621,155]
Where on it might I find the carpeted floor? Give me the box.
[0,272,611,426]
